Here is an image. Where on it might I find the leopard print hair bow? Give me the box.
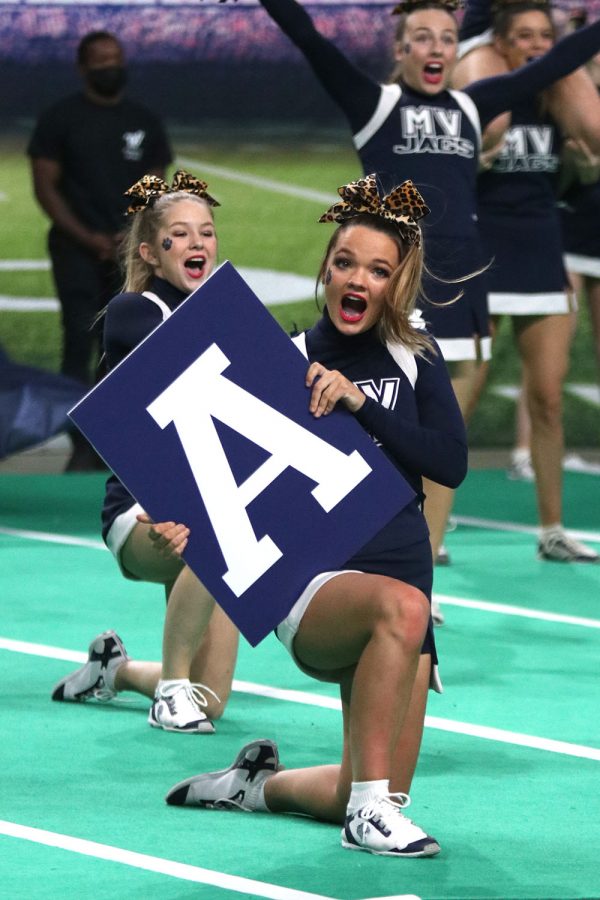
[392,0,463,15]
[319,175,429,247]
[124,170,220,215]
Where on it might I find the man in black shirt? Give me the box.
[28,31,173,469]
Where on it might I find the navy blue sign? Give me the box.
[70,263,415,645]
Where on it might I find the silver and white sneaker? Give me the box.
[431,598,445,627]
[507,451,535,482]
[342,793,440,858]
[51,630,128,702]
[148,679,216,734]
[165,739,280,808]
[538,529,599,563]
[435,544,451,566]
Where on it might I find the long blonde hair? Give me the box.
[316,213,434,356]
[120,192,217,293]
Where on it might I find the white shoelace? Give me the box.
[357,792,412,822]
[159,680,221,709]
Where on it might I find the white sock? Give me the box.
[250,779,272,812]
[541,523,563,539]
[347,779,389,814]
[511,447,531,465]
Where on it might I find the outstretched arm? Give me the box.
[546,68,600,152]
[211,0,381,133]
[466,18,600,131]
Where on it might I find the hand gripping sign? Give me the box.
[70,263,415,645]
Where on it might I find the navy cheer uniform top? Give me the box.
[297,309,467,582]
[560,87,600,273]
[295,309,467,665]
[101,276,187,542]
[460,0,593,314]
[257,0,600,353]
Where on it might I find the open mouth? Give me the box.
[184,256,206,279]
[340,295,367,323]
[423,62,443,84]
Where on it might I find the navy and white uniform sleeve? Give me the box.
[467,17,600,128]
[103,292,165,371]
[257,0,380,133]
[459,0,493,42]
[354,343,467,488]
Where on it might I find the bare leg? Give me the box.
[265,573,429,820]
[189,604,239,719]
[265,654,432,822]
[514,382,532,455]
[389,654,431,795]
[423,357,483,560]
[584,275,600,378]
[111,607,238,713]
[114,523,236,719]
[515,314,572,525]
[113,661,162,699]
[161,567,215,680]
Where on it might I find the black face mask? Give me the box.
[86,66,127,98]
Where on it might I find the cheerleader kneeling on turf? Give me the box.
[164,175,468,858]
[51,172,239,734]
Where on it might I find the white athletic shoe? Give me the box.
[148,679,216,734]
[431,598,445,627]
[165,739,280,808]
[51,630,128,702]
[342,793,440,858]
[537,529,599,563]
[507,452,535,482]
[435,544,451,566]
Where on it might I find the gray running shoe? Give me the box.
[435,545,451,566]
[342,793,440,858]
[165,739,280,808]
[431,598,445,627]
[51,630,128,702]
[538,529,598,563]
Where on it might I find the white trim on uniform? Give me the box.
[448,89,482,152]
[105,502,145,579]
[103,289,172,580]
[276,570,442,693]
[458,28,493,60]
[293,330,420,387]
[141,290,172,320]
[488,291,573,315]
[353,83,402,152]
[291,332,308,358]
[436,334,492,362]
[564,253,600,279]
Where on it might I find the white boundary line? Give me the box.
[433,594,600,629]
[0,820,342,900]
[177,155,336,204]
[452,515,600,544]
[2,524,600,630]
[0,525,106,549]
[1,637,599,761]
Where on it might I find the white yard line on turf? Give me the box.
[1,637,599,761]
[177,155,336,204]
[0,820,345,900]
[2,523,600,629]
[432,594,600,629]
[0,525,105,550]
[452,515,600,544]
